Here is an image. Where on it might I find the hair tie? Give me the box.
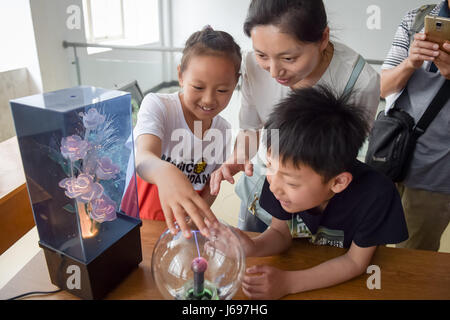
[202,25,214,31]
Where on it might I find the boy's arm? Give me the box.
[235,217,292,257]
[243,241,376,299]
[286,241,377,294]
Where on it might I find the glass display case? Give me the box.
[10,86,142,299]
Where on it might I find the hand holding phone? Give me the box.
[425,15,450,50]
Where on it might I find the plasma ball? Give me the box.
[191,257,208,273]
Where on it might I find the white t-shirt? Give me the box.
[133,92,231,191]
[239,42,381,130]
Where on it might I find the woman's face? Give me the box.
[250,24,327,88]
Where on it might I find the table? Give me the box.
[1,219,449,300]
[0,136,35,254]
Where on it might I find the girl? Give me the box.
[122,26,241,238]
[210,0,381,232]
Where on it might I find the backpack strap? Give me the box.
[412,79,450,139]
[343,55,365,96]
[408,4,436,44]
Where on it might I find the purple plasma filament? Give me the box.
[191,257,208,296]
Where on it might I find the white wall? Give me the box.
[171,0,441,64]
[25,0,443,93]
[29,0,165,93]
[0,0,42,92]
[323,0,441,61]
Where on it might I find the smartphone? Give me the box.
[424,15,450,49]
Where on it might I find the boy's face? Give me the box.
[266,154,335,213]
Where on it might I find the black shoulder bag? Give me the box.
[365,80,449,182]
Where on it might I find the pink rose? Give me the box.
[90,194,117,222]
[80,108,105,130]
[59,173,104,203]
[95,157,120,180]
[60,135,90,161]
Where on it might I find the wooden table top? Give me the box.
[0,136,25,200]
[1,219,449,300]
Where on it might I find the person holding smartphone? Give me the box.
[380,0,450,251]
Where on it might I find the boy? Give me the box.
[236,86,408,299]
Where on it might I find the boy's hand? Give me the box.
[156,165,218,238]
[209,158,253,195]
[242,265,292,300]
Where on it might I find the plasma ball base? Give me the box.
[178,280,219,300]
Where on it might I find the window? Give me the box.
[83,0,160,52]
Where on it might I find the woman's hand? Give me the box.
[209,158,253,196]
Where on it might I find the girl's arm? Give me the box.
[135,134,218,237]
[200,181,216,207]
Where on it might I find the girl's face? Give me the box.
[250,24,328,88]
[178,54,238,127]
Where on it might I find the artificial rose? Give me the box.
[90,194,117,222]
[60,135,90,162]
[95,157,120,180]
[80,108,105,130]
[58,173,104,203]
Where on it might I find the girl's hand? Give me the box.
[406,33,440,69]
[242,265,292,300]
[156,165,218,238]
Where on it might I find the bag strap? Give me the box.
[408,4,436,45]
[413,79,450,138]
[343,55,365,96]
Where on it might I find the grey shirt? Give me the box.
[396,68,450,193]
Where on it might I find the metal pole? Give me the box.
[73,46,81,86]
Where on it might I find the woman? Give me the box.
[210,0,380,232]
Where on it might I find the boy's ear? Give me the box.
[177,65,183,87]
[330,172,353,194]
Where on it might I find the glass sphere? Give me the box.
[151,220,245,300]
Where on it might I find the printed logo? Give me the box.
[366,265,381,290]
[66,265,81,290]
[66,5,81,30]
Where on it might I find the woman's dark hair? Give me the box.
[264,85,369,182]
[244,0,327,43]
[180,26,242,75]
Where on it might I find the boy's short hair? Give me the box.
[264,85,370,181]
